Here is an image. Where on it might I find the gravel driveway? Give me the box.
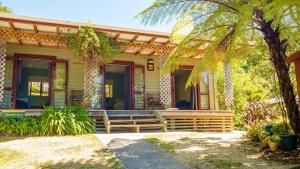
[107,138,191,169]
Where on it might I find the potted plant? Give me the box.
[268,135,281,151]
[273,98,298,150]
[259,131,269,147]
[271,120,297,150]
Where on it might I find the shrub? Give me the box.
[0,106,94,136]
[270,120,293,135]
[0,117,40,136]
[246,123,264,142]
[40,106,94,136]
[241,101,275,126]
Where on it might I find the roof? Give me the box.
[0,13,206,59]
[0,13,171,44]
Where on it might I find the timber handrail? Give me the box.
[103,110,111,133]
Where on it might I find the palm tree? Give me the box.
[138,0,300,135]
[68,24,120,108]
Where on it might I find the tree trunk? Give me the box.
[259,17,300,135]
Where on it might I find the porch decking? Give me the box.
[2,109,233,133]
[90,110,233,133]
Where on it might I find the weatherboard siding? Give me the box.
[2,44,216,110]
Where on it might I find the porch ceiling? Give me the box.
[0,13,205,59]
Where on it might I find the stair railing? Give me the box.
[103,110,111,133]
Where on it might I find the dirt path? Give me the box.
[107,138,191,169]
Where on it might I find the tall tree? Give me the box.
[138,0,300,135]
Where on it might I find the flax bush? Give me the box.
[40,106,94,136]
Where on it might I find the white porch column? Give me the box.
[224,62,234,109]
[159,51,172,109]
[0,40,6,102]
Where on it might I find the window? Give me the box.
[28,81,49,96]
[199,72,209,109]
[105,80,113,98]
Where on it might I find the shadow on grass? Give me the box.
[0,135,26,143]
[39,150,124,169]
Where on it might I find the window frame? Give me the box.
[198,72,210,110]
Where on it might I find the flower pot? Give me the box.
[280,134,297,150]
[269,142,279,151]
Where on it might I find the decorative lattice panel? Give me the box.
[224,62,234,106]
[159,52,172,107]
[83,63,102,108]
[0,41,6,102]
[0,90,12,108]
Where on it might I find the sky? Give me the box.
[1,0,174,33]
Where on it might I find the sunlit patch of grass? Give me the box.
[112,160,124,169]
[196,155,243,169]
[159,142,174,153]
[0,148,25,165]
[144,137,159,144]
[144,137,174,153]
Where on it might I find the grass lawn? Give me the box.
[144,132,300,169]
[0,135,123,169]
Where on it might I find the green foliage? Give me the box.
[246,123,264,142]
[268,135,281,144]
[67,24,121,66]
[138,0,300,133]
[0,117,40,136]
[40,106,94,136]
[144,137,174,153]
[0,2,11,13]
[0,106,94,136]
[270,120,293,135]
[138,0,300,83]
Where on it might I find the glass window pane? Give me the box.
[200,95,209,109]
[134,67,145,109]
[105,80,113,98]
[29,82,41,96]
[42,82,49,96]
[200,72,209,93]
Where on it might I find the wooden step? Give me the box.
[110,124,137,128]
[110,119,160,123]
[108,114,155,117]
[138,124,164,127]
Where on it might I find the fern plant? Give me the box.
[138,0,300,135]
